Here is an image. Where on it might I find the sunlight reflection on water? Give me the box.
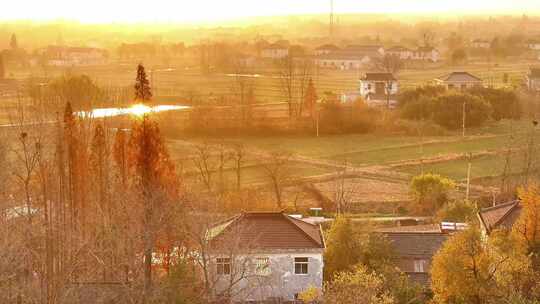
[77,104,190,118]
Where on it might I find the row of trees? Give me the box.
[0,64,193,303]
[399,85,522,130]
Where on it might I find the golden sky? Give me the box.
[1,0,539,23]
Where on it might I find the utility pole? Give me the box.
[466,152,472,202]
[462,101,466,138]
[316,105,320,137]
[329,0,334,38]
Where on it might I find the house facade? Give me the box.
[378,224,449,286]
[526,67,540,91]
[527,39,540,50]
[435,71,483,90]
[411,47,440,62]
[315,54,370,70]
[386,46,413,60]
[359,73,398,105]
[206,212,325,303]
[261,44,289,59]
[472,39,491,49]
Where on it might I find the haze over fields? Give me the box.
[2,2,540,304]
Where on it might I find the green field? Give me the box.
[396,152,527,181]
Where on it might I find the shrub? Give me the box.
[467,87,521,120]
[410,173,456,214]
[431,92,492,130]
[397,85,446,107]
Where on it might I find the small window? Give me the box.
[217,258,231,275]
[367,84,372,90]
[294,257,309,274]
[413,259,427,273]
[255,257,270,276]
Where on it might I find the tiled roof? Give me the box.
[477,200,521,233]
[362,72,396,81]
[387,46,412,52]
[316,44,340,51]
[436,71,483,83]
[377,224,441,233]
[207,212,325,250]
[382,232,448,258]
[317,53,368,60]
[345,45,383,51]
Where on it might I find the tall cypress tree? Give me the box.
[10,33,18,50]
[134,64,152,104]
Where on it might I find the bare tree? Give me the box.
[376,54,403,109]
[193,143,217,192]
[231,143,246,191]
[260,152,294,208]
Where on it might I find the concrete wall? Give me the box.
[212,249,324,302]
[359,80,399,97]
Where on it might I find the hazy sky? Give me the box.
[1,0,540,23]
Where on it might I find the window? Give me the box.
[255,257,270,276]
[294,257,309,274]
[413,259,427,273]
[217,258,231,275]
[367,84,372,90]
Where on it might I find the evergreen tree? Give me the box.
[134,64,152,103]
[304,78,317,118]
[10,33,17,50]
[129,64,178,302]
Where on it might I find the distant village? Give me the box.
[2,16,540,304]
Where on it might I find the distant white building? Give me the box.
[261,44,289,59]
[39,46,108,66]
[315,54,371,70]
[526,67,540,91]
[471,39,491,49]
[435,71,483,90]
[386,46,414,60]
[359,73,399,107]
[527,39,540,50]
[411,47,440,62]
[315,44,340,56]
[344,45,385,57]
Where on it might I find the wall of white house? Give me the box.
[261,49,289,59]
[527,77,540,91]
[211,251,324,302]
[359,80,399,97]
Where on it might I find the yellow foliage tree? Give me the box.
[513,184,540,256]
[432,227,533,304]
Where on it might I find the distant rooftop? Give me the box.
[436,71,483,83]
[478,200,521,233]
[316,44,340,51]
[362,72,396,81]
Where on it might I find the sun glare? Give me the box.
[129,104,153,117]
[1,0,539,23]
